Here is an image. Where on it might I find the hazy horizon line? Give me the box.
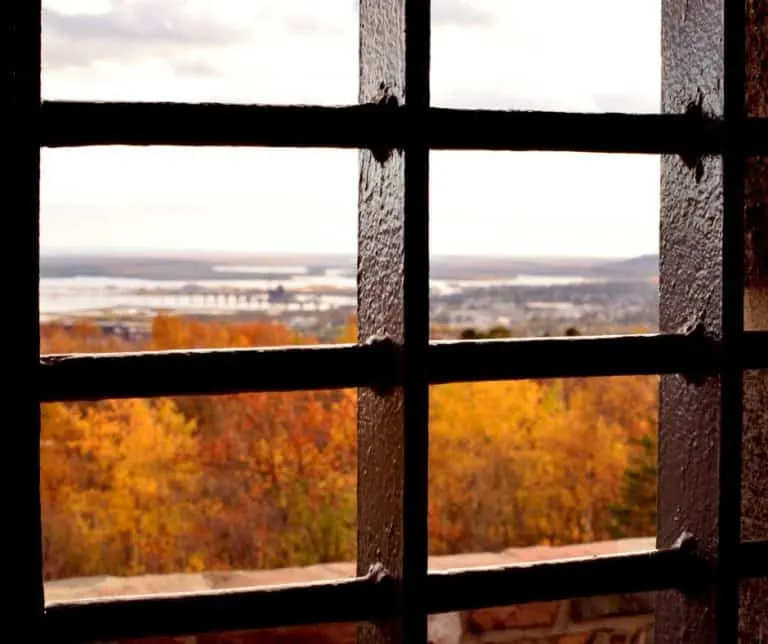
[41,247,658,262]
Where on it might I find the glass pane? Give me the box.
[40,147,357,345]
[42,0,357,104]
[430,152,660,339]
[432,0,661,113]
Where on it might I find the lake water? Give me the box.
[40,267,595,319]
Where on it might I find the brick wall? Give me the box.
[45,538,656,644]
[458,593,653,644]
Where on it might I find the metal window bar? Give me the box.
[39,101,768,155]
[39,536,698,643]
[10,0,45,641]
[37,331,768,403]
[5,0,764,642]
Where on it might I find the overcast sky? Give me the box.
[41,0,661,258]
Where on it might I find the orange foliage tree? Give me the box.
[147,316,358,570]
[41,320,131,355]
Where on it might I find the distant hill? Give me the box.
[40,253,356,281]
[430,254,659,281]
[40,252,659,282]
[592,254,659,279]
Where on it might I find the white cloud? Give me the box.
[42,0,359,103]
[432,0,493,27]
[431,0,660,113]
[43,0,245,76]
[41,0,661,258]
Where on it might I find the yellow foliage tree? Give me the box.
[429,376,657,554]
[429,380,550,553]
[40,398,202,579]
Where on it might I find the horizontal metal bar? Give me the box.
[741,330,768,370]
[44,569,393,643]
[45,539,721,643]
[41,101,768,155]
[739,540,768,579]
[39,332,768,402]
[433,329,768,383]
[430,109,731,155]
[42,102,383,149]
[428,331,720,384]
[39,342,395,402]
[426,536,701,615]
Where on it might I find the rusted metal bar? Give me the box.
[356,0,431,642]
[433,331,768,381]
[8,0,44,638]
[430,332,718,383]
[659,1,744,641]
[39,342,394,402]
[718,0,748,639]
[41,101,768,155]
[39,332,768,403]
[399,0,431,640]
[426,536,701,615]
[44,571,393,644]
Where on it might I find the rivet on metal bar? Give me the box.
[368,84,401,164]
[365,562,394,585]
[679,91,707,183]
[363,562,398,622]
[670,531,709,596]
[678,320,718,385]
[364,335,401,395]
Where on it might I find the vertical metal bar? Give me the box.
[659,1,744,642]
[720,0,747,642]
[357,2,430,644]
[402,0,430,640]
[7,0,44,635]
[656,0,738,644]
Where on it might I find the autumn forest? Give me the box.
[40,317,657,581]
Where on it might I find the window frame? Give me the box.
[10,0,768,642]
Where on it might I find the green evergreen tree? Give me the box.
[609,433,657,538]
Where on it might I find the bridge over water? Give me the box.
[42,285,349,313]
